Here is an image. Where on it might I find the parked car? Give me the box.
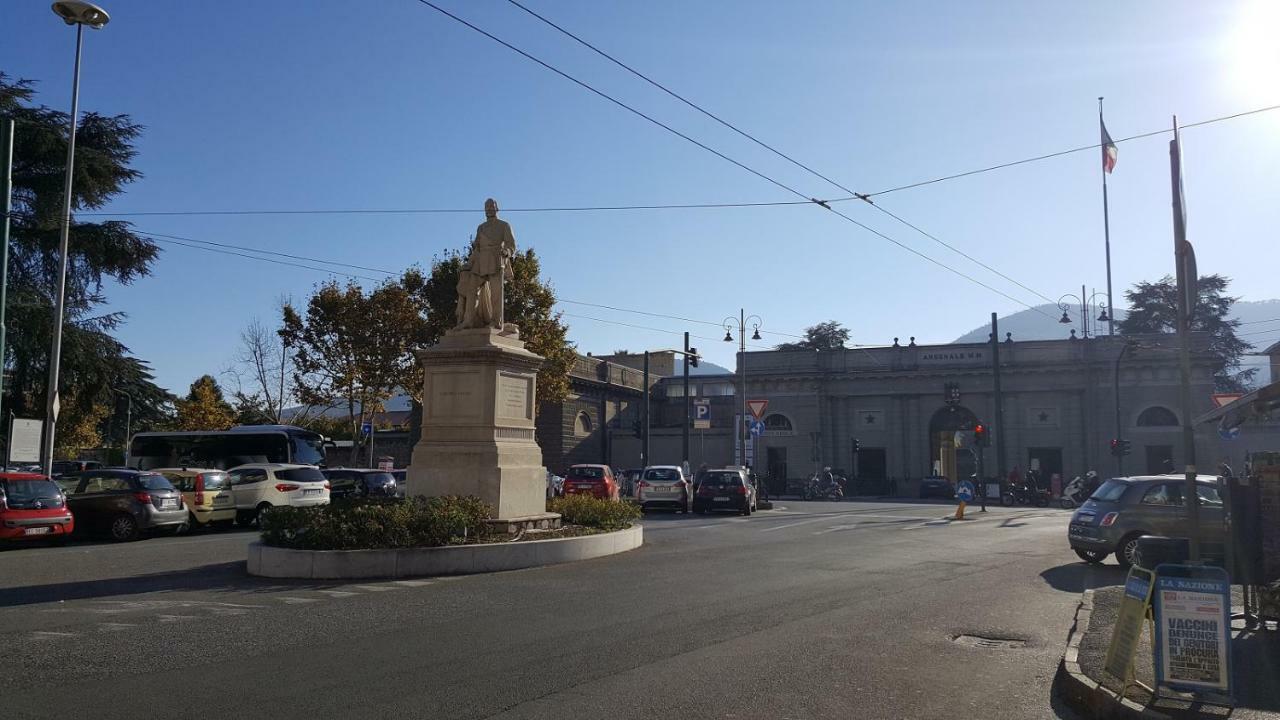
[61,469,187,541]
[152,468,235,532]
[50,460,102,478]
[637,465,691,513]
[563,464,619,500]
[392,469,407,498]
[1067,474,1226,568]
[617,469,642,498]
[918,476,955,499]
[322,468,398,500]
[0,472,74,544]
[227,463,331,526]
[692,467,757,516]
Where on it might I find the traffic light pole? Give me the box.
[1113,342,1129,476]
[991,313,1008,490]
[683,332,690,467]
[642,351,650,468]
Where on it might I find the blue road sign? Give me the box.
[361,421,373,436]
[1218,425,1240,441]
[956,479,975,502]
[749,419,765,438]
[694,403,711,421]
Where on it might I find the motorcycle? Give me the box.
[1001,481,1050,507]
[1059,476,1087,509]
[802,474,845,501]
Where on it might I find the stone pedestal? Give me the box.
[405,328,554,523]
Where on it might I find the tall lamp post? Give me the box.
[40,2,111,476]
[723,309,761,468]
[1057,286,1111,339]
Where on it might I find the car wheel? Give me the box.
[1060,497,1075,509]
[1116,533,1144,569]
[1000,493,1014,507]
[1074,548,1107,564]
[256,503,273,527]
[109,514,140,542]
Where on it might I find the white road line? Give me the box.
[98,622,137,632]
[352,585,397,592]
[813,524,859,535]
[392,580,435,587]
[156,614,199,622]
[205,607,252,616]
[276,596,320,604]
[316,590,359,598]
[760,517,833,532]
[28,630,77,639]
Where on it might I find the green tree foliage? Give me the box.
[281,277,430,440]
[775,320,850,351]
[0,73,171,451]
[175,375,235,431]
[1118,274,1256,392]
[414,248,575,406]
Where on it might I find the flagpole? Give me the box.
[1170,114,1201,561]
[1100,97,1115,337]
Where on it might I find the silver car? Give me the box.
[1067,474,1225,568]
[637,465,691,513]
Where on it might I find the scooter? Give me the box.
[1060,476,1087,508]
[802,474,845,501]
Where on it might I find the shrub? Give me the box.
[260,496,492,550]
[548,494,641,531]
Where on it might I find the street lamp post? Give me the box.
[113,388,132,463]
[1057,286,1111,339]
[40,2,110,476]
[723,309,761,468]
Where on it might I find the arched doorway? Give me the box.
[928,405,980,481]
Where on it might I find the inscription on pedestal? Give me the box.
[498,373,533,421]
[428,370,481,420]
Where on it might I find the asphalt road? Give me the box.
[0,499,1125,719]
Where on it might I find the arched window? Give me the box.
[1136,406,1179,427]
[763,413,793,431]
[575,411,593,436]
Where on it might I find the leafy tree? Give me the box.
[174,375,235,431]
[281,277,430,441]
[413,248,575,406]
[0,73,168,452]
[1118,274,1256,392]
[775,320,850,351]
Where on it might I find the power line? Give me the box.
[865,104,1280,198]
[80,198,822,218]
[414,0,1057,319]
[140,234,384,282]
[136,230,398,275]
[1239,316,1280,325]
[503,0,1061,312]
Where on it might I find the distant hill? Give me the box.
[952,299,1280,386]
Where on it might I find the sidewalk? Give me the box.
[1059,585,1280,719]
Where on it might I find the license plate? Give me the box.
[23,526,51,536]
[160,499,177,509]
[714,497,731,503]
[303,489,321,496]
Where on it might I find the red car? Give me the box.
[0,472,74,544]
[563,464,619,501]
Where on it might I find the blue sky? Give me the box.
[4,1,1279,394]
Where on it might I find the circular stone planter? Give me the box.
[246,524,642,580]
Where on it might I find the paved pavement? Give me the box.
[0,500,1104,719]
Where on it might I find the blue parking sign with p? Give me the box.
[695,404,711,421]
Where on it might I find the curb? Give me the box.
[1057,589,1170,720]
[247,524,643,580]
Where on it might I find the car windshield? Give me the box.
[568,467,603,479]
[1197,483,1223,506]
[139,474,176,491]
[278,467,326,483]
[1,479,62,503]
[1090,479,1129,502]
[201,472,228,489]
[644,468,679,481]
[702,472,742,486]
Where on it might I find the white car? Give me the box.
[226,463,330,526]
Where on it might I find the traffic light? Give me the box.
[973,424,988,447]
[1110,439,1132,457]
[853,438,861,454]
[689,348,699,368]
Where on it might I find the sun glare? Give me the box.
[1224,1,1280,103]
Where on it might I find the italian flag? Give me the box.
[1101,119,1118,174]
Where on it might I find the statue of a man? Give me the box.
[455,198,516,331]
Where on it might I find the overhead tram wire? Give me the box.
[136,225,826,341]
[73,106,1278,220]
[412,0,1058,319]
[502,0,1061,310]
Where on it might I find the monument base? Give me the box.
[405,328,550,521]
